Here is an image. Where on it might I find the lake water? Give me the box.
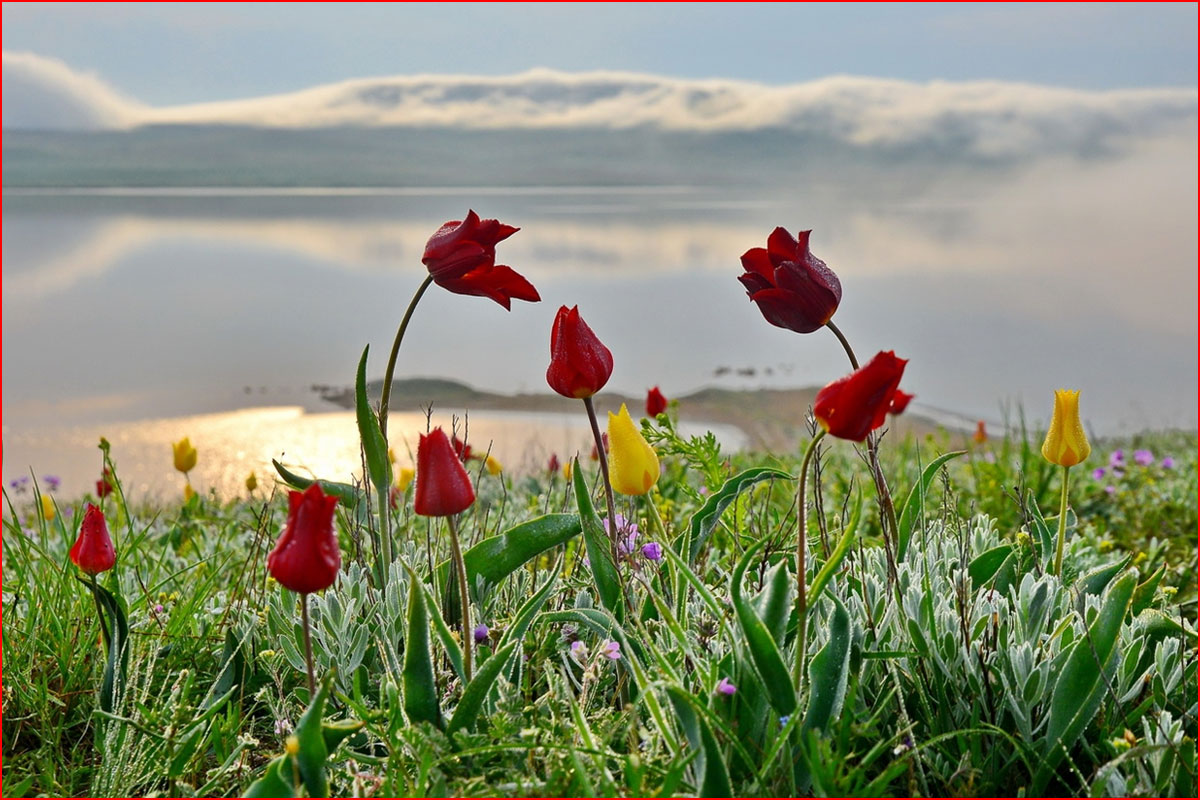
[3,130,1196,501]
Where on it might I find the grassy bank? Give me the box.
[3,422,1196,797]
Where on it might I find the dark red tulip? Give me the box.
[546,305,613,399]
[547,453,561,474]
[414,428,476,517]
[422,210,540,309]
[267,484,341,594]
[889,390,914,415]
[739,228,842,334]
[95,468,114,498]
[451,435,475,463]
[813,351,908,441]
[645,386,668,417]
[70,503,116,575]
[590,432,610,462]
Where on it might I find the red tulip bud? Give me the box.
[70,503,116,575]
[546,305,613,400]
[267,484,341,594]
[645,386,668,417]
[414,428,476,517]
[95,468,114,498]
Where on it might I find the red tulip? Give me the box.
[739,228,842,334]
[813,351,908,441]
[889,390,914,415]
[546,305,613,399]
[414,428,476,517]
[422,210,540,309]
[547,453,561,474]
[70,503,116,575]
[267,484,341,594]
[645,386,668,417]
[590,432,610,461]
[974,420,989,444]
[95,468,114,498]
[451,435,475,462]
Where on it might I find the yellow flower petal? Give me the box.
[172,437,197,474]
[1041,389,1091,467]
[396,466,415,493]
[607,403,660,496]
[486,455,503,476]
[41,494,56,521]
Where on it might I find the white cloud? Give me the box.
[1,50,145,129]
[3,52,1196,159]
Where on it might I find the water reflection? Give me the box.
[1,405,746,500]
[2,151,1196,499]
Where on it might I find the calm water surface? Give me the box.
[4,170,1196,499]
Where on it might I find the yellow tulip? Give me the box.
[388,447,397,464]
[41,495,56,521]
[485,455,503,476]
[1041,389,1090,467]
[607,403,660,496]
[245,472,258,492]
[396,466,415,493]
[562,461,573,481]
[184,483,197,503]
[173,437,197,474]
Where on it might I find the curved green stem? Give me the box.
[1053,464,1071,576]
[300,594,315,696]
[379,275,435,440]
[447,514,473,681]
[825,320,859,370]
[794,428,827,690]
[824,320,900,578]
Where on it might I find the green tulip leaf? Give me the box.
[447,640,520,735]
[897,450,966,561]
[801,596,852,735]
[968,545,1015,588]
[682,467,792,563]
[463,514,580,587]
[1036,570,1137,792]
[292,675,332,798]
[272,460,363,504]
[402,571,443,729]
[572,458,625,622]
[666,686,734,798]
[1076,554,1132,597]
[243,755,297,798]
[355,345,392,496]
[730,537,797,715]
[806,489,863,609]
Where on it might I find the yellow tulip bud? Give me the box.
[607,403,660,496]
[486,455,503,476]
[245,472,258,492]
[285,735,300,756]
[396,466,415,493]
[184,483,197,503]
[41,495,56,521]
[1041,389,1090,467]
[172,437,197,474]
[388,447,397,464]
[562,461,573,481]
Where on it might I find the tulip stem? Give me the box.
[824,320,901,580]
[379,274,435,440]
[582,396,621,564]
[825,320,859,370]
[794,429,826,692]
[446,514,473,682]
[1053,465,1071,577]
[300,594,315,697]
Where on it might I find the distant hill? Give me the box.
[319,376,950,453]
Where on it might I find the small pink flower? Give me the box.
[602,640,622,661]
[716,677,736,696]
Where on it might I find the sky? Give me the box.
[2,2,1196,106]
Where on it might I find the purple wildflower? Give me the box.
[42,475,61,492]
[779,715,790,727]
[716,677,736,696]
[8,477,30,494]
[569,640,588,662]
[604,514,640,556]
[1162,456,1175,469]
[1109,449,1125,467]
[1092,467,1106,480]
[1133,449,1155,466]
[473,623,489,644]
[641,542,663,562]
[1105,485,1116,496]
[602,640,622,661]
